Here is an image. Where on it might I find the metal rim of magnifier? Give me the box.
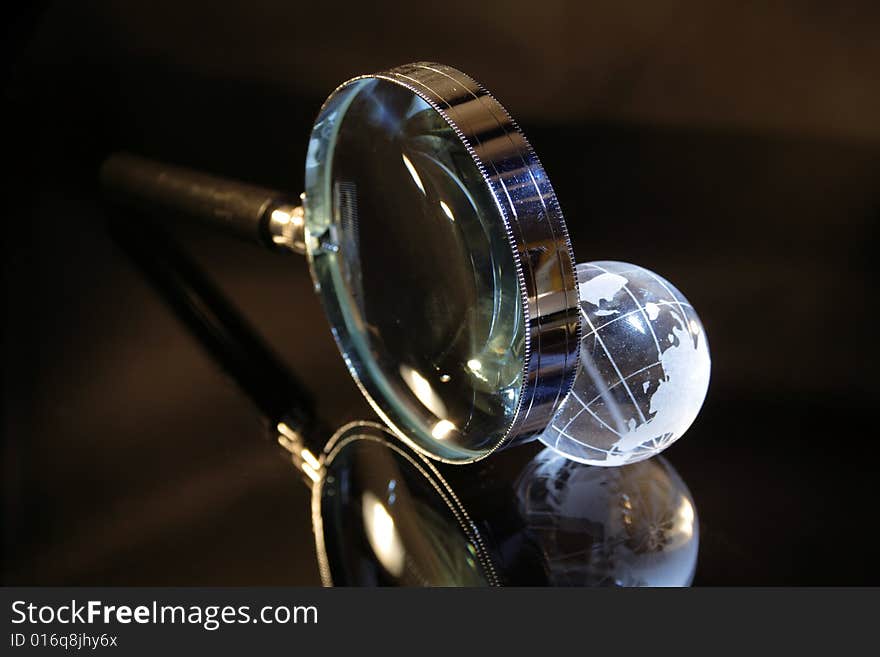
[304,62,582,464]
[311,421,501,586]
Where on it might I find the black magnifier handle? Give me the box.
[101,153,306,254]
[109,212,325,481]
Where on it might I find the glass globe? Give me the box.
[516,448,699,587]
[539,261,711,465]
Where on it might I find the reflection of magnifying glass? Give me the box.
[111,216,498,585]
[312,421,497,586]
[114,217,697,586]
[101,62,581,464]
[311,423,699,587]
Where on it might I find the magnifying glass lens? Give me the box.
[306,78,525,461]
[318,432,492,586]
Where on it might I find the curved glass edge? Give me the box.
[303,75,527,463]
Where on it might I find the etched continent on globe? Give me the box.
[539,261,711,466]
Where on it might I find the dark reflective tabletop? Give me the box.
[5,2,879,585]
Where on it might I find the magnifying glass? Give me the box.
[113,216,698,586]
[102,61,710,466]
[101,61,580,464]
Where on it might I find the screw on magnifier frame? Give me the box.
[100,153,307,254]
[265,199,307,253]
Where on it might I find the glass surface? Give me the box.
[319,432,492,586]
[539,261,711,465]
[517,448,699,586]
[305,78,524,462]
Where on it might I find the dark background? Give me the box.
[4,1,879,585]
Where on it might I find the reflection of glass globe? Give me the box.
[516,448,699,587]
[540,261,711,466]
